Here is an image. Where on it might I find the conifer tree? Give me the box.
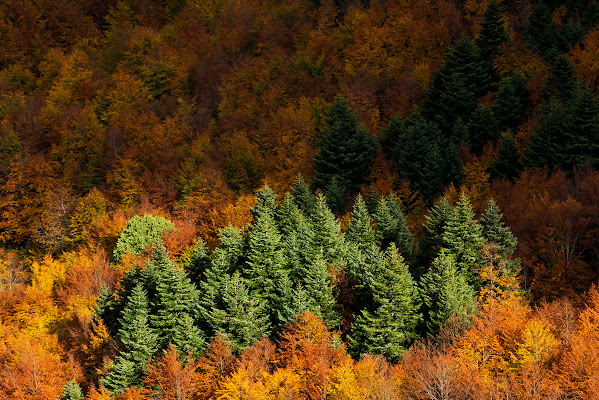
[442,193,486,287]
[494,74,529,132]
[313,96,377,209]
[420,249,475,335]
[350,245,421,361]
[219,271,270,350]
[417,198,454,279]
[152,262,201,349]
[291,173,316,216]
[480,199,517,257]
[101,358,138,396]
[184,239,212,284]
[474,0,509,89]
[373,195,413,257]
[59,381,84,400]
[171,313,206,358]
[346,195,377,252]
[468,104,499,155]
[117,283,159,368]
[303,252,339,328]
[251,184,278,222]
[309,193,343,264]
[563,87,599,169]
[490,132,522,181]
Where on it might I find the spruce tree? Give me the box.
[59,381,84,400]
[117,283,159,368]
[474,0,509,90]
[490,132,522,181]
[373,195,413,257]
[309,193,344,264]
[184,239,212,284]
[172,313,206,358]
[303,252,339,328]
[313,96,377,206]
[417,198,454,279]
[350,245,421,361]
[562,87,599,169]
[420,249,475,335]
[480,199,517,257]
[291,173,316,216]
[152,262,201,349]
[101,358,138,396]
[442,193,486,287]
[468,105,499,155]
[219,271,270,350]
[346,195,377,252]
[494,75,529,132]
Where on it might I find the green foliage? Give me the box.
[291,173,316,216]
[468,105,499,155]
[350,245,421,361]
[494,75,529,132]
[112,214,175,262]
[480,199,517,257]
[490,133,522,181]
[101,358,138,396]
[313,96,377,211]
[59,381,84,400]
[346,195,377,252]
[420,249,475,335]
[373,194,413,257]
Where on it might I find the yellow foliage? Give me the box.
[30,254,66,295]
[261,368,301,399]
[327,359,362,400]
[512,319,559,367]
[217,367,267,400]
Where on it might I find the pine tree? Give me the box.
[346,195,377,252]
[494,75,529,132]
[291,173,316,216]
[313,96,377,202]
[309,193,343,264]
[350,245,421,361]
[480,199,517,257]
[442,193,486,287]
[101,358,138,396]
[420,249,475,335]
[219,271,270,350]
[117,283,159,377]
[468,104,499,155]
[490,132,522,181]
[373,195,413,257]
[59,381,84,400]
[474,0,509,90]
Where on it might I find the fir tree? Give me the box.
[417,198,454,279]
[468,105,499,155]
[494,75,529,132]
[116,283,159,384]
[309,193,344,264]
[59,381,84,400]
[313,96,377,204]
[251,184,278,223]
[350,245,421,361]
[101,358,138,396]
[562,87,599,169]
[442,193,486,287]
[303,252,339,328]
[291,173,316,216]
[480,199,517,257]
[373,195,413,257]
[172,313,206,358]
[420,249,475,335]
[474,0,509,89]
[346,195,377,252]
[219,271,270,350]
[490,132,522,181]
[184,239,212,284]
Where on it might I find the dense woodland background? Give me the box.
[1,0,599,398]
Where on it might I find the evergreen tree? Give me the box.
[442,193,486,287]
[59,381,84,400]
[303,252,339,328]
[309,193,344,264]
[474,0,509,90]
[171,313,206,358]
[420,249,475,335]
[542,54,579,102]
[435,72,477,133]
[480,199,517,258]
[274,271,313,330]
[152,261,201,349]
[219,271,270,350]
[490,132,522,181]
[291,173,316,216]
[468,105,499,155]
[494,75,529,132]
[373,195,413,257]
[184,239,212,284]
[346,195,377,252]
[526,2,559,60]
[101,358,138,396]
[350,245,421,361]
[313,96,377,204]
[112,214,174,262]
[251,184,278,223]
[562,87,599,169]
[417,198,454,279]
[364,184,380,216]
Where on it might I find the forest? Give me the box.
[1,0,599,398]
